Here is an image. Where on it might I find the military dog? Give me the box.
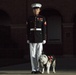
[39,54,56,74]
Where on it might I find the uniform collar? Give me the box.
[33,14,40,17]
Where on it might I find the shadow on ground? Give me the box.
[0,57,76,72]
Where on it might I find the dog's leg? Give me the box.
[42,67,45,74]
[46,61,51,74]
[52,60,56,73]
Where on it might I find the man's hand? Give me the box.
[27,40,29,44]
[43,40,46,44]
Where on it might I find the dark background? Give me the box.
[0,0,76,66]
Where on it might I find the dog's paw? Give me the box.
[42,72,44,74]
[47,72,50,74]
[42,71,44,74]
[47,71,50,74]
[53,71,56,73]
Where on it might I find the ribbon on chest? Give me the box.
[37,18,43,21]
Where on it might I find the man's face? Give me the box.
[33,8,40,15]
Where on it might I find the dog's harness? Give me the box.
[48,56,54,63]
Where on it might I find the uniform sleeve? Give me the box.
[26,19,30,40]
[42,17,47,40]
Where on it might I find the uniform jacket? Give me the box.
[26,15,47,43]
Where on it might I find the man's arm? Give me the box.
[26,20,30,43]
[42,17,47,44]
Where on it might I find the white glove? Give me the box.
[27,40,29,44]
[43,40,46,44]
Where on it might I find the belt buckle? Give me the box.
[34,27,36,30]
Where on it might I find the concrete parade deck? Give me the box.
[0,57,76,75]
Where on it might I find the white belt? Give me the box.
[30,28,42,31]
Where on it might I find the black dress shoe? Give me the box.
[36,71,42,74]
[31,71,36,74]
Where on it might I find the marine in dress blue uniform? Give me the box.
[26,3,47,74]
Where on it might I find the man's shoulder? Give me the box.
[28,15,45,20]
[38,15,45,18]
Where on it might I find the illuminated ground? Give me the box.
[0,71,76,75]
[0,57,76,75]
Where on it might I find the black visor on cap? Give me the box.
[33,7,40,9]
